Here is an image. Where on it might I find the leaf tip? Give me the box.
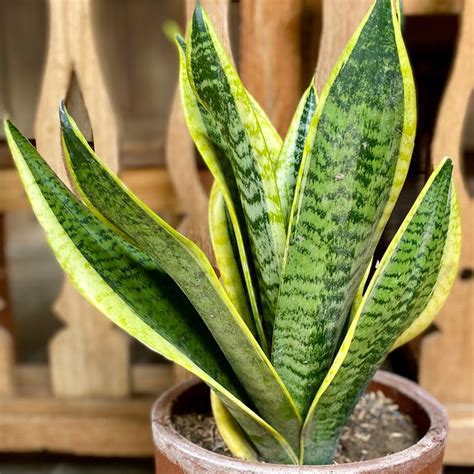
[193,0,206,31]
[163,20,182,43]
[59,100,70,127]
[176,33,187,51]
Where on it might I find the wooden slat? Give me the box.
[0,214,15,396]
[418,1,474,466]
[315,0,373,93]
[444,404,474,465]
[404,0,462,15]
[14,362,174,397]
[32,0,130,399]
[240,0,304,135]
[0,362,174,456]
[419,0,474,405]
[0,397,155,457]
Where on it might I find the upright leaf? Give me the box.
[276,82,317,226]
[301,159,460,464]
[211,391,258,461]
[272,0,416,415]
[177,36,266,350]
[187,5,287,332]
[59,106,302,453]
[209,182,257,337]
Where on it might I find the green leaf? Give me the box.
[59,106,302,455]
[247,93,282,165]
[176,36,266,351]
[349,257,373,322]
[5,118,299,465]
[301,159,459,464]
[276,82,317,226]
[209,182,257,337]
[187,5,287,333]
[211,391,258,461]
[272,0,416,415]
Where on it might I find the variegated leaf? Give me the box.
[187,5,286,333]
[59,106,302,454]
[301,159,460,464]
[272,0,416,415]
[176,36,266,350]
[276,82,317,226]
[211,390,258,461]
[209,182,256,337]
[5,119,297,458]
[5,118,300,465]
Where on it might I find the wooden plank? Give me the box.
[404,0,462,15]
[419,0,474,405]
[0,158,187,214]
[0,398,155,457]
[0,214,15,395]
[13,362,174,397]
[0,362,174,456]
[0,328,14,395]
[444,404,474,465]
[240,0,304,135]
[315,0,373,93]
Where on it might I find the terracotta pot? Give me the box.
[151,370,447,473]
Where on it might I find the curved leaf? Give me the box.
[209,182,256,336]
[5,119,298,465]
[392,168,461,349]
[272,0,416,415]
[59,107,302,453]
[176,36,266,351]
[349,257,373,322]
[276,82,317,226]
[211,390,258,461]
[247,93,282,166]
[188,5,286,332]
[301,159,459,464]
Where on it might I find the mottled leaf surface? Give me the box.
[6,119,299,464]
[276,83,317,226]
[5,120,243,393]
[177,37,266,349]
[272,0,416,415]
[188,6,286,333]
[301,160,458,464]
[59,107,302,452]
[209,183,256,337]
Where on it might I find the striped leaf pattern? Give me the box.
[276,82,317,226]
[7,0,462,466]
[5,118,300,464]
[187,5,286,333]
[59,106,302,453]
[301,159,459,464]
[5,120,243,397]
[177,36,266,349]
[271,0,416,416]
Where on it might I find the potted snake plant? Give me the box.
[5,0,460,471]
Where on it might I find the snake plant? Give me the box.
[4,0,460,465]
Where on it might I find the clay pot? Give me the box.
[151,370,447,473]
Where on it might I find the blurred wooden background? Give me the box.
[0,0,472,465]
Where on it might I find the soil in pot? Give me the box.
[173,389,419,464]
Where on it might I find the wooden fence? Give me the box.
[0,0,472,465]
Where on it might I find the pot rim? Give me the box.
[151,370,448,472]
